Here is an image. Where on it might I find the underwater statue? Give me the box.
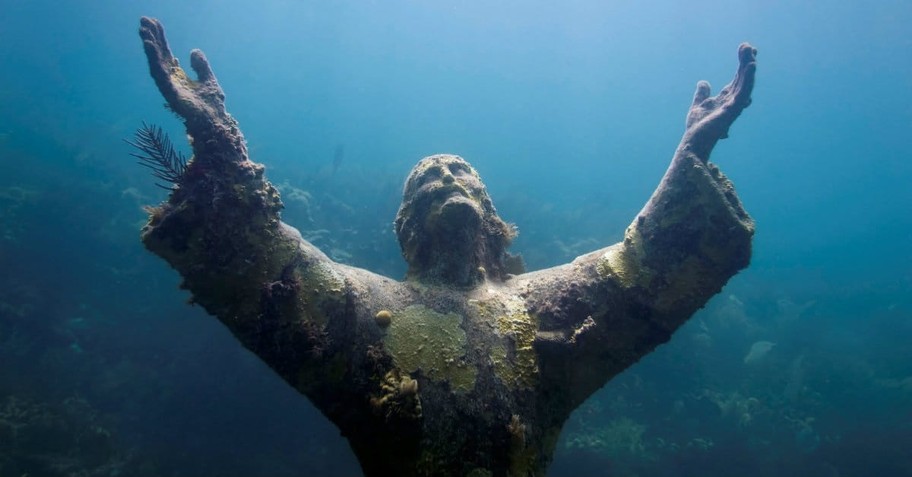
[134,16,756,477]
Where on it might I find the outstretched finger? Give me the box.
[190,49,216,84]
[731,43,757,108]
[139,17,173,63]
[691,80,712,109]
[686,80,713,129]
[139,17,180,98]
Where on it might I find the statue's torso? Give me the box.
[328,276,559,476]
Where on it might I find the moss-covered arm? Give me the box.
[137,15,407,436]
[138,16,311,335]
[517,43,757,417]
[137,17,462,477]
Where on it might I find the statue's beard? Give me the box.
[432,195,483,235]
[397,185,498,285]
[408,193,483,283]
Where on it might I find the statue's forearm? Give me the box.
[137,17,299,331]
[525,46,757,415]
[594,44,756,329]
[618,149,753,315]
[137,19,367,407]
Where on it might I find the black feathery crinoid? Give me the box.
[125,122,188,189]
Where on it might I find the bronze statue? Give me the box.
[134,16,757,477]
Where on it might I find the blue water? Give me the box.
[1,1,910,475]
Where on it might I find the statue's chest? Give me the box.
[379,286,541,394]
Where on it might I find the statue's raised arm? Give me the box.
[135,17,410,445]
[133,16,757,477]
[515,44,757,418]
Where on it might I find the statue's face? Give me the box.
[403,155,489,231]
[396,154,515,285]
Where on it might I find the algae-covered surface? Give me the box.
[383,305,477,392]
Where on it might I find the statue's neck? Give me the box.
[407,255,486,288]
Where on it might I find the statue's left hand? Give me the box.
[683,43,757,158]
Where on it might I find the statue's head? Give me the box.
[394,154,521,287]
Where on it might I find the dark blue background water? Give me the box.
[1,1,910,475]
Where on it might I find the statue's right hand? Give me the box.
[139,17,228,123]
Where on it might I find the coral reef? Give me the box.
[0,395,130,477]
[0,186,39,243]
[563,416,648,458]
